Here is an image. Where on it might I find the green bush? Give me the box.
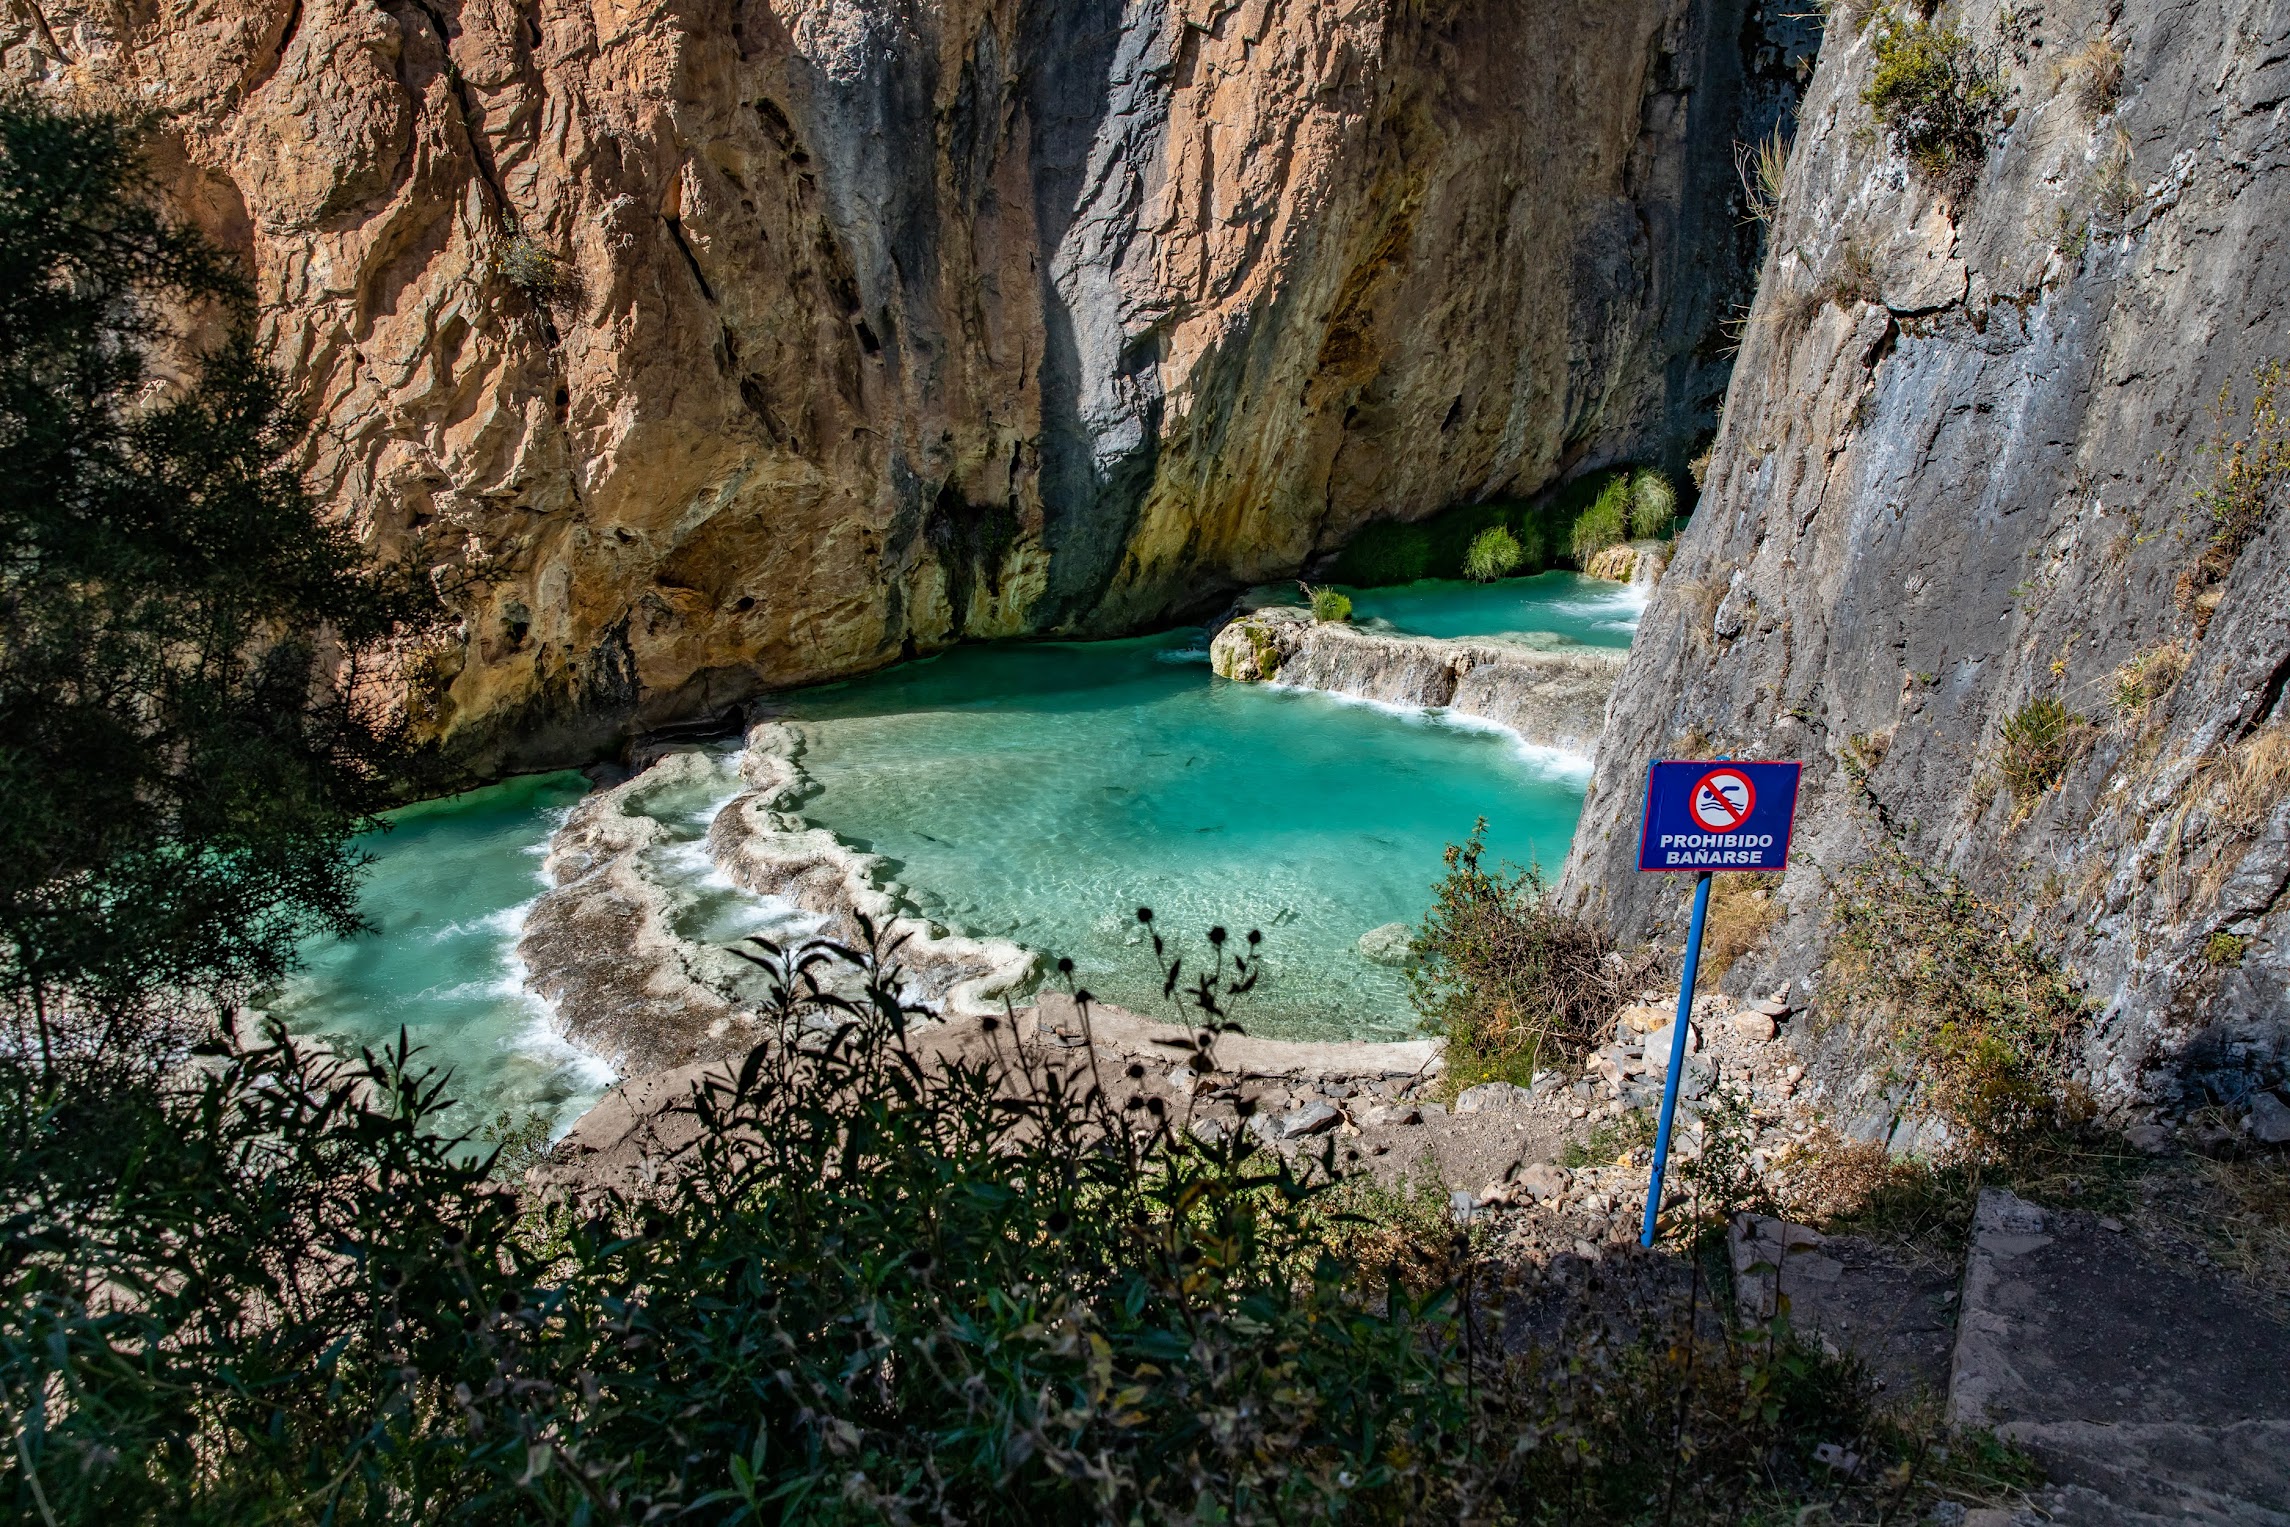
[1308,584,1353,622]
[2,931,1474,1523]
[1409,821,1637,1088]
[1569,476,1631,566]
[1864,14,2003,199]
[1628,468,1678,539]
[1462,525,1523,582]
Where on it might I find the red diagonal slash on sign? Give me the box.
[1689,768,1755,831]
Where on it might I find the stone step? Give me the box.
[1947,1189,2290,1526]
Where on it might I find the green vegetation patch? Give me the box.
[1864,13,2004,201]
[1827,836,2089,1160]
[1332,465,1684,587]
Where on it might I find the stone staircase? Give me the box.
[1738,1190,2290,1524]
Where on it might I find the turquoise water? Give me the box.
[266,771,610,1137]
[275,574,1639,1115]
[783,628,1593,1040]
[1343,572,1643,645]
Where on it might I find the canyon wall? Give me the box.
[1561,0,2290,1127]
[3,0,1809,768]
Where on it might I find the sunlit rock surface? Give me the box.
[4,0,1810,767]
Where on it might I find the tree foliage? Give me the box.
[0,97,438,1061]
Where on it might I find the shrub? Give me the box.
[1305,583,1352,622]
[496,233,576,305]
[1827,836,2088,1159]
[1462,525,1522,582]
[1409,821,1643,1087]
[1568,476,1631,566]
[1863,14,2004,201]
[1998,696,2083,806]
[1628,468,1678,539]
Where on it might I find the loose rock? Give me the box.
[1455,1081,1534,1114]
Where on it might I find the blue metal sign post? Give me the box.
[1635,760,1801,1247]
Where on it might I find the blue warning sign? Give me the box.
[1636,760,1801,872]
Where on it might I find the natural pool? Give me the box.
[266,770,611,1136]
[782,627,1590,1039]
[273,575,1639,1121]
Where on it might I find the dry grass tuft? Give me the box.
[1823,240,1883,312]
[2059,35,2125,118]
[2163,722,2290,913]
[2200,1154,2290,1300]
[2106,642,2190,726]
[1701,872,1782,978]
[2177,360,2289,636]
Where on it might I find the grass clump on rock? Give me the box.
[1998,695,2084,807]
[1864,12,2004,202]
[1568,475,1632,566]
[1304,581,1352,622]
[1462,524,1523,582]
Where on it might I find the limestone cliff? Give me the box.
[1560,0,2290,1125]
[4,0,1810,768]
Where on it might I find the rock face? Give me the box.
[1560,1,2290,1120]
[1210,605,1626,754]
[4,0,1812,769]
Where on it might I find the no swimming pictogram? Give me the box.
[1687,767,1755,832]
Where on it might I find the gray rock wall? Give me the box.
[1560,0,2290,1125]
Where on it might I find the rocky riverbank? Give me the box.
[1209,607,1625,756]
[518,731,1037,1079]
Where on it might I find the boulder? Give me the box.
[2249,1091,2290,1145]
[1727,1011,1777,1041]
[1639,1020,1702,1062]
[1455,1081,1534,1114]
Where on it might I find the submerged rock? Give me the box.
[1357,922,1415,966]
